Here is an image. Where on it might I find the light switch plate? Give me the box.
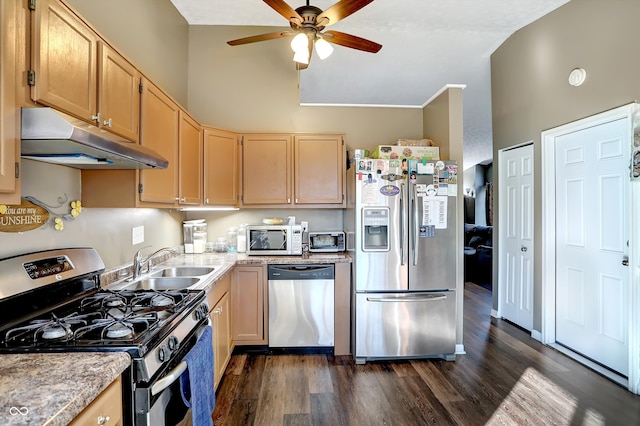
[132,226,144,245]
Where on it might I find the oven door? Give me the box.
[134,326,205,426]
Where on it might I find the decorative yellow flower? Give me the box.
[70,200,82,217]
[54,217,64,231]
[0,205,6,214]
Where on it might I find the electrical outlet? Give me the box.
[301,221,308,233]
[132,226,144,245]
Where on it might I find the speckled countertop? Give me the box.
[0,352,130,426]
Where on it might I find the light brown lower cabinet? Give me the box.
[69,376,122,426]
[206,271,233,390]
[232,265,267,345]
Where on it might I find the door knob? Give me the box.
[521,247,527,252]
[622,256,629,266]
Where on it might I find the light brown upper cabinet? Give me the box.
[0,0,20,204]
[203,127,239,207]
[294,134,345,206]
[97,42,140,142]
[178,111,203,206]
[241,133,345,208]
[138,78,179,206]
[31,0,140,141]
[241,133,292,206]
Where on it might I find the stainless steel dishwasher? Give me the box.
[268,264,335,348]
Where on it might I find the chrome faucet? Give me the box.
[131,246,177,280]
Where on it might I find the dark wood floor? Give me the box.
[212,283,640,425]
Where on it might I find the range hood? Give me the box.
[20,108,168,169]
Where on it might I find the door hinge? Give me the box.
[240,136,244,146]
[27,70,35,86]
[15,162,19,179]
[138,183,143,194]
[28,0,36,11]
[139,81,143,93]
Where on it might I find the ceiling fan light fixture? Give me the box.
[293,49,310,64]
[290,32,308,53]
[315,37,334,60]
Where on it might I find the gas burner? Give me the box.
[105,322,133,339]
[151,294,174,307]
[80,291,128,311]
[42,324,72,340]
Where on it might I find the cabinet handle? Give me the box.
[205,198,210,204]
[103,118,112,127]
[214,307,222,314]
[91,112,101,123]
[97,415,110,425]
[287,198,291,204]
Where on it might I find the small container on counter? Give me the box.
[227,227,237,252]
[215,237,227,253]
[193,231,207,254]
[237,224,247,253]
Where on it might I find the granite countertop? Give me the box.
[0,352,130,426]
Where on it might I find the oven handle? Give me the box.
[151,361,187,396]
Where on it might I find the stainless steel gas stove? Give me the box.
[0,248,210,425]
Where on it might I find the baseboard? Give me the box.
[531,329,542,342]
[455,344,466,355]
[490,309,500,318]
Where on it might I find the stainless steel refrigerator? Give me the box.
[345,157,459,364]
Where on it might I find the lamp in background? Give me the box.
[315,37,334,60]
[290,32,334,65]
[291,33,309,64]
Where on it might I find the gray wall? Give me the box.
[66,0,189,106]
[490,0,640,326]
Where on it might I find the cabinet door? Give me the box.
[139,79,179,205]
[203,127,239,206]
[98,42,140,142]
[31,0,98,122]
[69,376,122,426]
[232,265,267,344]
[212,291,231,390]
[294,134,345,206]
[241,134,292,206]
[0,0,19,202]
[178,111,202,206]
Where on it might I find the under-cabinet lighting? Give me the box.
[178,207,240,212]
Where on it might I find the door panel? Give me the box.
[499,145,534,330]
[555,118,629,375]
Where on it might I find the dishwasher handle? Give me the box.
[268,264,334,280]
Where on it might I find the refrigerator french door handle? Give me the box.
[366,295,447,302]
[400,181,406,265]
[413,184,419,265]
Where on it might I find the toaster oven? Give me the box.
[308,231,346,253]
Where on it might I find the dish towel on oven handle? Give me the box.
[180,325,215,426]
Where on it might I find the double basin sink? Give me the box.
[119,266,215,291]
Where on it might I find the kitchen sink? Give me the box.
[126,277,200,291]
[149,267,215,278]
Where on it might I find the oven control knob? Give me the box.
[168,335,179,350]
[157,345,171,362]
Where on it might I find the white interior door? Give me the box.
[554,118,629,376]
[499,144,534,330]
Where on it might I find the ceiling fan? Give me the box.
[227,0,382,70]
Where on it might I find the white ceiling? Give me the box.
[170,0,570,169]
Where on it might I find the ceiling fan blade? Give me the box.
[323,30,382,53]
[263,0,303,23]
[317,0,374,27]
[227,31,292,46]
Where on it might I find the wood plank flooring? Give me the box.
[212,283,640,425]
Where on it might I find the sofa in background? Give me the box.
[464,224,493,287]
